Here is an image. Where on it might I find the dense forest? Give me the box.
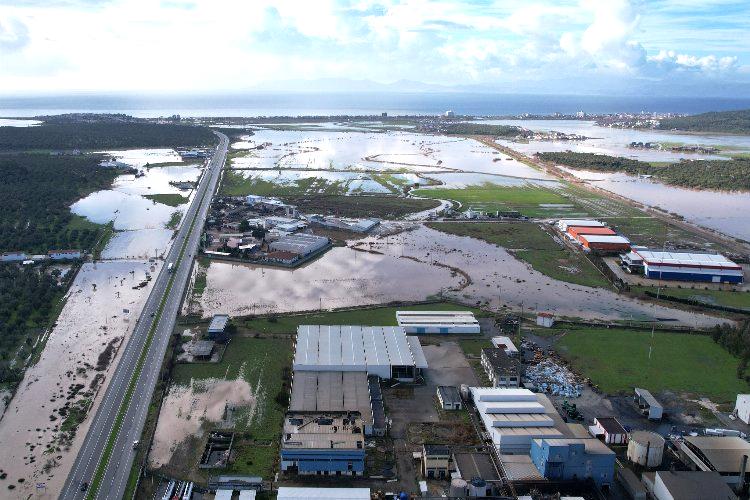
[657,109,750,133]
[0,265,66,386]
[537,151,750,191]
[0,122,216,151]
[0,154,118,253]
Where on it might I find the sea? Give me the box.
[1,92,749,118]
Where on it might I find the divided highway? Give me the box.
[60,131,228,500]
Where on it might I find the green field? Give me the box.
[144,193,189,207]
[555,327,748,402]
[633,286,750,310]
[239,302,484,334]
[413,183,572,217]
[428,222,611,288]
[280,194,440,219]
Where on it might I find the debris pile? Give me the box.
[525,359,582,398]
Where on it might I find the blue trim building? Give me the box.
[530,438,616,487]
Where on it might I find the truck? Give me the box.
[167,262,174,273]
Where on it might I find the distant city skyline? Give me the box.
[1,0,749,96]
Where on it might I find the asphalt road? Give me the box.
[60,131,228,500]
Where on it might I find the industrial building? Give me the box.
[471,387,577,454]
[530,438,616,487]
[590,417,628,445]
[642,471,737,500]
[566,226,617,238]
[310,215,380,233]
[634,388,663,420]
[481,348,522,388]
[276,488,370,500]
[1,251,27,262]
[491,336,519,357]
[293,325,428,382]
[48,249,82,260]
[734,394,750,424]
[453,452,501,494]
[207,314,230,341]
[288,371,384,436]
[280,413,366,476]
[576,234,631,253]
[269,233,329,256]
[422,444,451,479]
[437,385,463,410]
[630,248,744,284]
[396,310,480,334]
[676,436,750,487]
[556,219,606,232]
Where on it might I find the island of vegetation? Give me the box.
[538,151,750,191]
[657,109,750,134]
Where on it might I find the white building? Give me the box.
[48,250,82,260]
[293,325,428,382]
[536,313,555,328]
[471,387,573,454]
[277,488,370,500]
[735,394,750,424]
[556,219,605,232]
[491,336,519,357]
[396,310,480,334]
[1,251,28,262]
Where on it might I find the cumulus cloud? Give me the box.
[649,49,738,72]
[0,17,30,51]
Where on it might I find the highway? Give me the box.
[60,131,228,500]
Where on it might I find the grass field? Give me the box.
[632,286,750,310]
[555,326,748,402]
[220,170,349,197]
[428,222,611,288]
[280,194,440,219]
[239,302,484,334]
[144,193,189,207]
[413,183,571,217]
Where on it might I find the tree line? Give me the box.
[712,321,750,380]
[657,109,750,134]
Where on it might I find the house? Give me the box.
[590,417,628,445]
[530,438,616,487]
[643,471,737,500]
[734,394,750,424]
[481,348,521,388]
[536,313,555,328]
[437,385,462,410]
[48,249,82,260]
[422,444,451,479]
[634,388,663,420]
[208,314,230,341]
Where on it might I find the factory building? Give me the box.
[471,387,576,454]
[269,233,329,256]
[556,219,606,232]
[396,310,480,334]
[576,234,631,253]
[631,248,743,284]
[643,471,737,500]
[676,436,750,487]
[566,226,617,238]
[293,325,428,382]
[481,348,522,388]
[276,488,370,500]
[530,438,616,487]
[453,452,501,496]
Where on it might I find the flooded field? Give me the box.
[0,261,157,498]
[72,190,181,230]
[192,245,462,317]
[101,229,174,260]
[98,148,183,168]
[490,119,750,161]
[558,167,750,241]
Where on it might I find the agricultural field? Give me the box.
[280,194,440,219]
[413,183,572,217]
[428,222,611,288]
[554,326,748,402]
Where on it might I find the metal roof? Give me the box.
[407,336,429,369]
[656,471,736,500]
[437,385,462,405]
[208,314,229,333]
[454,452,500,481]
[277,487,370,500]
[634,387,663,410]
[682,436,750,473]
[634,248,741,269]
[396,310,479,326]
[578,234,630,244]
[557,219,605,228]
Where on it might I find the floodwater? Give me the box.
[558,167,750,241]
[234,169,393,194]
[488,119,750,161]
[101,229,175,260]
[149,376,256,468]
[0,261,157,498]
[98,148,183,168]
[192,245,462,317]
[113,164,202,196]
[0,118,42,127]
[419,172,560,189]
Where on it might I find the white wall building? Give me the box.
[556,219,605,232]
[735,394,750,424]
[396,310,480,334]
[491,336,519,357]
[277,488,370,500]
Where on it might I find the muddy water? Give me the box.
[101,229,175,260]
[149,376,255,468]
[0,261,157,498]
[194,246,462,317]
[356,226,727,327]
[71,190,182,230]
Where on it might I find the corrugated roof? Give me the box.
[634,248,740,269]
[683,436,750,473]
[578,234,630,244]
[407,336,429,369]
[277,487,370,500]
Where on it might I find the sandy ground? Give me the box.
[0,261,156,498]
[149,373,256,468]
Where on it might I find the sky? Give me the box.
[1,0,749,96]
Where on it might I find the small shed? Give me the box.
[208,314,230,341]
[591,417,628,445]
[437,385,463,411]
[634,388,663,420]
[536,312,555,328]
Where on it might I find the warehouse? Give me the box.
[293,325,428,381]
[676,436,750,487]
[556,219,606,232]
[566,226,617,238]
[288,371,385,436]
[208,314,230,341]
[471,387,576,454]
[269,233,329,256]
[576,234,631,253]
[632,248,744,284]
[396,310,480,334]
[277,488,370,500]
[530,438,616,487]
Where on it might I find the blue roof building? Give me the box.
[530,438,616,487]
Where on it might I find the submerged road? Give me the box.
[60,131,228,500]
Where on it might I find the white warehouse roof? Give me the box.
[277,487,371,500]
[396,310,480,334]
[633,248,741,270]
[557,219,605,230]
[294,325,428,379]
[578,235,630,244]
